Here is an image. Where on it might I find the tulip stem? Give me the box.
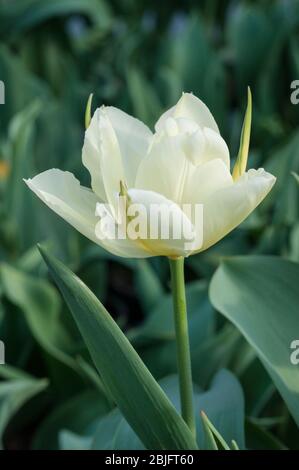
[169,257,196,438]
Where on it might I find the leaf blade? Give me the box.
[210,255,299,426]
[38,245,198,450]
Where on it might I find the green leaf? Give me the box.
[210,256,299,426]
[200,411,233,450]
[265,132,299,224]
[90,370,244,450]
[134,260,164,314]
[162,15,227,131]
[0,46,47,128]
[6,101,42,236]
[191,324,241,388]
[245,419,287,450]
[0,378,48,447]
[75,356,114,406]
[154,372,244,450]
[237,356,276,417]
[194,370,245,449]
[0,263,77,371]
[231,440,239,450]
[91,409,145,450]
[0,363,32,381]
[133,281,215,382]
[126,67,162,128]
[0,0,111,39]
[38,245,198,450]
[136,281,214,342]
[33,390,111,450]
[290,223,299,263]
[200,412,218,450]
[227,4,274,90]
[59,430,92,450]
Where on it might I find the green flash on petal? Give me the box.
[232,87,252,181]
[119,180,133,222]
[85,93,93,129]
[119,180,129,198]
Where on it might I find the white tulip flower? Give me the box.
[25,92,276,258]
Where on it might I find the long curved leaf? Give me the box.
[39,245,198,450]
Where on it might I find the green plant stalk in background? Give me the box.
[169,257,196,437]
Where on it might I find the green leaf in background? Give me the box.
[134,281,215,382]
[0,0,111,40]
[137,281,214,342]
[236,353,276,418]
[0,46,48,127]
[0,363,32,381]
[126,67,162,128]
[210,256,299,427]
[161,15,227,133]
[39,245,198,450]
[265,131,299,225]
[0,377,48,448]
[91,408,144,450]
[4,101,42,250]
[134,259,164,314]
[90,370,245,450]
[59,430,92,450]
[0,261,99,398]
[290,223,299,263]
[245,419,287,450]
[226,4,274,91]
[33,390,111,450]
[0,263,77,371]
[191,325,241,388]
[193,370,245,449]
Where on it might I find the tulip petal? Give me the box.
[127,188,200,256]
[97,109,126,218]
[25,169,151,258]
[104,106,152,186]
[155,93,219,134]
[82,106,152,204]
[135,127,230,205]
[82,108,106,200]
[182,158,233,205]
[25,169,101,243]
[198,169,276,252]
[201,127,230,168]
[160,117,229,167]
[135,132,194,204]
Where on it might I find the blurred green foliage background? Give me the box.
[0,0,299,450]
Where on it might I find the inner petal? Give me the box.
[182,158,233,207]
[135,131,194,204]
